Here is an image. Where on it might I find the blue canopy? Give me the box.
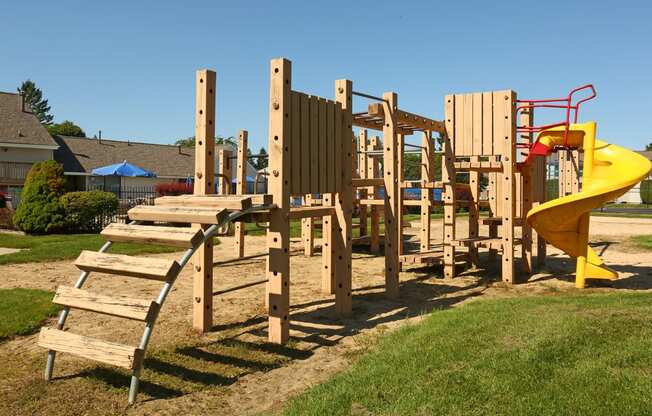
[91,160,156,177]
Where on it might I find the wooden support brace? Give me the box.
[234,130,248,258]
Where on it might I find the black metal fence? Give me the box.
[88,185,157,226]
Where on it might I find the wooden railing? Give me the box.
[0,162,33,182]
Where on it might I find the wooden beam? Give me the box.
[266,58,291,344]
[443,95,457,278]
[420,131,433,252]
[368,103,445,134]
[155,195,253,210]
[192,69,216,332]
[289,205,336,219]
[382,92,400,298]
[234,130,248,258]
[301,194,315,256]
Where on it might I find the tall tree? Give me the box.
[255,147,268,170]
[174,135,235,147]
[47,120,86,137]
[17,80,54,125]
[646,142,652,151]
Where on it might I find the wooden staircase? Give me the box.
[38,194,273,404]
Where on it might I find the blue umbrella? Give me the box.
[91,160,156,177]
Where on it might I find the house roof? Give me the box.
[0,92,58,148]
[53,135,252,179]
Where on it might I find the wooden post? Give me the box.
[519,110,533,274]
[266,58,291,344]
[358,130,369,237]
[370,136,381,253]
[488,171,498,261]
[535,156,547,267]
[234,130,248,258]
[217,148,232,195]
[334,79,353,315]
[321,192,335,294]
[302,194,314,257]
[382,92,400,297]
[499,91,517,283]
[443,95,457,278]
[420,131,433,252]
[192,69,216,332]
[468,156,480,266]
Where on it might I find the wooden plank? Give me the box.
[75,250,181,281]
[157,194,269,207]
[443,94,456,278]
[217,148,232,195]
[318,98,327,192]
[472,93,482,156]
[266,58,291,344]
[129,205,229,225]
[234,130,248,258]
[300,93,311,194]
[192,69,216,332]
[290,92,302,195]
[358,129,368,237]
[352,178,384,187]
[101,223,203,248]
[366,103,446,134]
[53,286,157,322]
[326,101,335,193]
[38,327,143,370]
[369,136,382,253]
[289,206,335,219]
[468,156,480,266]
[334,79,353,314]
[420,131,433,252]
[321,192,335,294]
[301,195,314,256]
[482,91,493,155]
[463,94,473,156]
[334,105,343,191]
[309,96,319,193]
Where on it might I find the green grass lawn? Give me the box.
[630,235,652,250]
[0,288,61,340]
[283,293,652,416]
[0,233,180,265]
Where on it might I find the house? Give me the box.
[615,150,652,204]
[53,135,263,195]
[0,92,59,198]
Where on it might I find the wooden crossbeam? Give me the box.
[367,103,445,134]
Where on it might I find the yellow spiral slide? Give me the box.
[526,122,652,288]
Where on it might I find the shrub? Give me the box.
[641,180,652,204]
[155,182,192,196]
[61,191,119,233]
[13,161,67,234]
[0,193,6,209]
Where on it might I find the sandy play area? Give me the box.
[1,217,651,415]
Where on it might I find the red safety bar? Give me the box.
[517,84,596,151]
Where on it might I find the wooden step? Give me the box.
[53,286,157,321]
[38,327,144,369]
[75,250,181,281]
[155,194,273,209]
[101,223,203,248]
[128,205,229,224]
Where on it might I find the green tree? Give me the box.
[646,142,652,151]
[13,161,67,234]
[174,136,235,147]
[17,80,54,125]
[47,120,86,137]
[255,147,268,170]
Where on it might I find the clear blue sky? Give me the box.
[2,1,651,151]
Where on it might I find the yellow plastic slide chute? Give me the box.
[526,122,652,288]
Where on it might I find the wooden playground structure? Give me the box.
[38,57,555,403]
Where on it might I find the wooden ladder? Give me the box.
[38,195,272,404]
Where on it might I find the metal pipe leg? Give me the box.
[128,373,140,405]
[44,351,56,380]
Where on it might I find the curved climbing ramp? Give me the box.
[37,194,273,404]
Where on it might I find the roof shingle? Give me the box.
[0,92,58,147]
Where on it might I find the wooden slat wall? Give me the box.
[288,91,344,195]
[482,92,494,155]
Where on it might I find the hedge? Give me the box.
[61,191,119,233]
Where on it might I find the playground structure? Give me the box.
[37,58,651,403]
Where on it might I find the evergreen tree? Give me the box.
[256,147,268,170]
[17,80,54,125]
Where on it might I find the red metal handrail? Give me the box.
[517,84,596,149]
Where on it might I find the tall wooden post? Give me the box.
[234,130,248,258]
[468,155,480,266]
[321,192,335,294]
[369,136,382,253]
[267,58,291,344]
[519,110,533,273]
[217,148,232,195]
[420,131,433,252]
[382,92,400,297]
[443,95,457,278]
[192,69,216,332]
[301,195,314,257]
[499,91,517,283]
[334,79,353,315]
[358,130,369,237]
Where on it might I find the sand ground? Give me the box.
[1,217,651,415]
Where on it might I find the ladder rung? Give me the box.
[75,251,180,281]
[101,223,203,248]
[38,327,144,369]
[53,286,158,321]
[128,205,228,224]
